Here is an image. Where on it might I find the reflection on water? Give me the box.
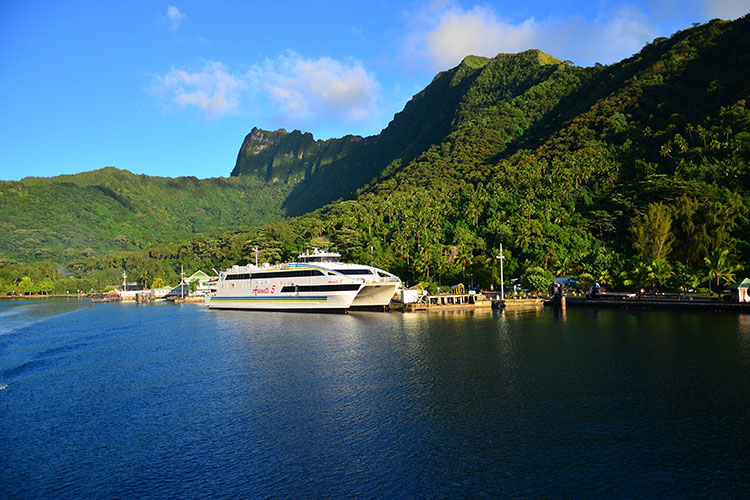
[738,314,750,363]
[1,302,749,498]
[505,309,547,322]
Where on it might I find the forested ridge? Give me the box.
[0,168,291,261]
[2,16,749,295]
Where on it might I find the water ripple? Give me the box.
[1,304,749,498]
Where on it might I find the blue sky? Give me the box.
[1,0,748,181]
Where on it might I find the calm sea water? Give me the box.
[2,299,749,498]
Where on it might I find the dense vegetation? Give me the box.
[2,16,749,296]
[0,167,291,262]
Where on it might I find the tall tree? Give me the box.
[630,202,674,261]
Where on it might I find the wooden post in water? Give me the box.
[550,281,566,311]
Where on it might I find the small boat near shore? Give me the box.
[207,248,401,312]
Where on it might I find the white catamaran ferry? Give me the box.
[207,248,401,312]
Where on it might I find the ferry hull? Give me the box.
[207,291,357,312]
[351,282,400,308]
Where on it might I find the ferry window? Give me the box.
[334,269,373,275]
[225,273,250,280]
[250,269,325,279]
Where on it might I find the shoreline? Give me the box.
[0,294,93,300]
[3,294,750,314]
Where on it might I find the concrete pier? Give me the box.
[492,298,545,311]
[390,293,492,312]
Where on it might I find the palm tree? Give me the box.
[455,246,472,281]
[598,269,615,288]
[621,260,650,294]
[39,278,55,295]
[466,200,482,227]
[414,252,431,280]
[647,258,673,292]
[552,254,574,278]
[17,276,34,295]
[704,249,743,291]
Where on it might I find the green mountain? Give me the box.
[3,16,749,295]
[204,16,750,287]
[0,167,291,262]
[231,50,565,215]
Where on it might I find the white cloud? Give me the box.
[704,0,750,19]
[249,52,382,125]
[592,8,659,61]
[150,54,382,131]
[165,5,186,32]
[152,61,245,120]
[424,6,537,67]
[404,2,663,68]
[534,7,658,66]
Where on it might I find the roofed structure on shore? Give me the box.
[730,278,750,303]
[184,270,218,294]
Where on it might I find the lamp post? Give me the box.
[496,244,504,300]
